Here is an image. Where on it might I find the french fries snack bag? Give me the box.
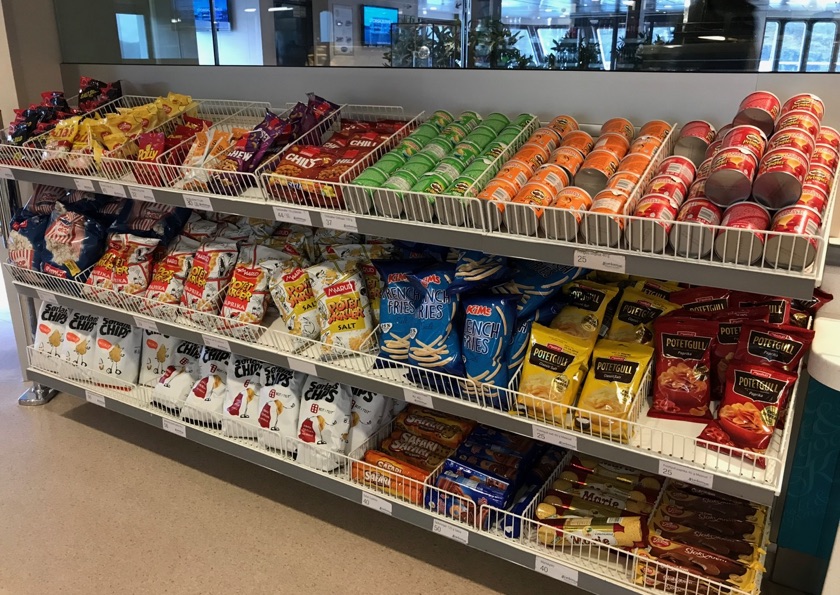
[606,288,679,344]
[575,339,653,441]
[517,323,592,425]
[550,280,619,347]
[374,260,425,366]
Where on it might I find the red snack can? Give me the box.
[593,132,631,160]
[797,184,829,217]
[715,123,734,142]
[721,125,767,162]
[705,147,758,207]
[562,130,595,156]
[657,155,696,188]
[767,128,815,158]
[804,164,834,197]
[811,144,839,172]
[528,127,563,152]
[679,120,717,145]
[583,189,633,247]
[752,147,810,210]
[766,205,822,270]
[629,135,663,158]
[606,171,641,196]
[601,117,635,142]
[548,115,579,137]
[577,149,621,196]
[618,152,651,177]
[818,126,840,151]
[669,198,722,258]
[781,93,825,121]
[646,174,686,209]
[705,139,724,160]
[541,186,592,241]
[734,91,781,137]
[714,202,771,265]
[776,110,821,140]
[639,120,672,141]
[550,146,586,179]
[687,179,707,200]
[696,157,714,182]
[628,195,678,253]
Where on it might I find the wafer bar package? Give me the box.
[567,455,663,491]
[650,513,763,565]
[558,466,660,504]
[656,504,765,544]
[380,432,449,473]
[536,515,647,549]
[538,490,632,519]
[394,406,474,449]
[550,477,654,515]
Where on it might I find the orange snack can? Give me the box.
[577,149,621,196]
[639,120,672,141]
[528,127,563,152]
[494,160,533,192]
[550,146,586,179]
[531,163,570,193]
[594,132,631,160]
[541,186,592,241]
[618,152,652,177]
[548,114,579,137]
[478,177,519,230]
[561,130,595,155]
[583,189,633,247]
[507,180,559,235]
[606,171,641,196]
[512,143,550,173]
[601,117,635,142]
[630,135,663,158]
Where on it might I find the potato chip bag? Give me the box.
[257,365,307,452]
[269,263,320,352]
[220,244,288,326]
[316,269,374,358]
[550,280,619,347]
[606,287,679,344]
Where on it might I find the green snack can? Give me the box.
[439,122,470,144]
[419,137,455,160]
[410,122,441,142]
[449,140,483,164]
[401,153,436,177]
[411,172,449,195]
[482,140,510,161]
[484,112,511,126]
[512,113,537,128]
[496,128,522,144]
[433,161,463,184]
[463,157,496,177]
[447,175,479,197]
[466,125,497,149]
[393,137,425,160]
[353,166,389,187]
[383,169,419,191]
[458,110,483,125]
[375,151,408,174]
[428,110,454,129]
[438,155,466,173]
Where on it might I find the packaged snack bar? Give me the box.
[550,477,654,515]
[494,261,584,318]
[649,514,762,565]
[222,355,263,438]
[536,515,647,549]
[606,288,679,344]
[734,322,814,372]
[352,450,428,505]
[538,491,631,520]
[649,316,718,421]
[655,503,765,543]
[374,261,425,366]
[669,286,730,313]
[181,239,239,314]
[145,235,200,306]
[316,269,374,358]
[394,406,474,449]
[257,365,307,452]
[550,280,620,347]
[268,263,320,352]
[429,469,511,524]
[558,466,659,502]
[34,303,70,365]
[517,323,592,425]
[60,310,99,371]
[449,251,510,293]
[347,387,389,453]
[219,244,287,326]
[181,347,231,427]
[296,378,352,471]
[660,488,763,520]
[152,340,202,413]
[567,455,663,491]
[138,331,180,387]
[381,432,449,473]
[94,318,142,384]
[9,213,49,270]
[41,206,107,281]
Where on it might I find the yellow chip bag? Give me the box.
[316,269,374,358]
[606,287,680,344]
[586,271,630,285]
[550,280,619,347]
[635,279,681,300]
[517,323,593,426]
[574,339,653,441]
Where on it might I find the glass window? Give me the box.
[805,21,836,71]
[115,14,150,60]
[760,21,780,72]
[778,21,806,71]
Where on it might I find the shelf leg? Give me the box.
[18,383,57,407]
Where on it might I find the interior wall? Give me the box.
[3,0,63,108]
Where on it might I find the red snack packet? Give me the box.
[729,292,791,325]
[793,288,833,317]
[133,132,166,186]
[669,286,729,313]
[649,317,718,421]
[734,322,814,372]
[711,307,774,400]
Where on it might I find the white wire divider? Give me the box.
[7,261,800,496]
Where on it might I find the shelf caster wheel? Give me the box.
[18,383,57,407]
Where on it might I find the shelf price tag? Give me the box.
[133,316,159,333]
[534,556,579,586]
[162,419,187,438]
[361,491,393,516]
[403,388,434,409]
[84,390,106,407]
[128,186,156,203]
[287,358,318,377]
[99,182,127,198]
[532,424,577,451]
[36,290,58,305]
[73,178,96,192]
[203,335,231,352]
[573,249,625,274]
[0,167,15,180]
[273,205,312,226]
[321,212,358,233]
[658,460,714,489]
[432,519,469,545]
[183,194,213,211]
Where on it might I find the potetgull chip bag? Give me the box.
[550,280,619,348]
[606,287,679,345]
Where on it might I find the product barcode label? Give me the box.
[203,335,230,352]
[36,290,58,305]
[403,389,434,409]
[0,167,15,180]
[273,205,313,226]
[658,460,714,489]
[573,249,626,274]
[74,178,96,192]
[432,519,469,544]
[99,182,127,198]
[532,425,577,450]
[162,419,187,438]
[321,213,358,232]
[133,316,159,333]
[183,194,213,211]
[84,390,106,407]
[128,186,156,202]
[361,492,393,516]
[534,556,579,586]
[287,358,318,377]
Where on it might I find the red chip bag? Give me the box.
[734,322,814,372]
[793,288,833,317]
[711,307,773,400]
[133,132,167,186]
[649,317,717,421]
[669,286,730,313]
[729,292,791,325]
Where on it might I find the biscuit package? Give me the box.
[94,318,142,385]
[394,406,474,449]
[296,377,352,471]
[222,355,263,438]
[257,365,308,452]
[138,331,181,387]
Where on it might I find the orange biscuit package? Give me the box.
[394,406,474,449]
[352,450,429,504]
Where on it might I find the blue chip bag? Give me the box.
[374,260,426,368]
[494,261,585,318]
[449,250,511,294]
[40,206,107,281]
[460,293,519,410]
[406,264,464,391]
[505,299,566,377]
[393,240,450,261]
[109,201,190,244]
[9,212,49,271]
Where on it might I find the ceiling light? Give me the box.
[699,35,726,41]
[244,7,257,12]
[430,6,437,9]
[268,6,293,11]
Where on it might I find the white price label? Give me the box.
[531,424,578,450]
[273,205,312,226]
[36,290,58,305]
[99,182,127,198]
[321,213,358,232]
[0,167,15,180]
[128,186,156,202]
[573,249,626,274]
[162,419,187,438]
[183,194,213,211]
[203,335,230,352]
[658,460,714,489]
[534,556,579,586]
[84,390,106,407]
[287,358,318,377]
[361,491,393,515]
[133,316,159,333]
[432,519,469,544]
[403,389,434,409]
[73,178,96,192]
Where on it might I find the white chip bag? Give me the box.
[257,365,308,452]
[222,355,263,438]
[296,378,352,471]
